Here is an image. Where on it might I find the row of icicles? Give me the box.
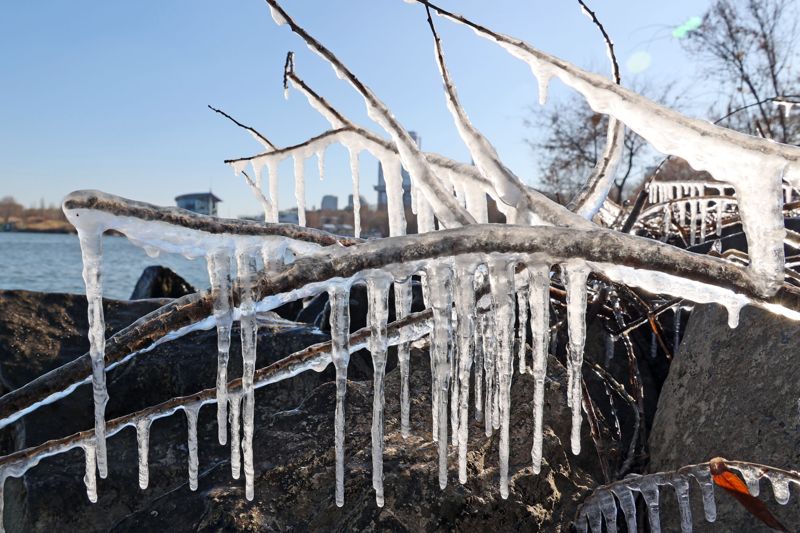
[71,240,603,510]
[575,461,799,533]
[647,180,799,245]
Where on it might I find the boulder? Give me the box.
[130,266,195,300]
[648,303,800,531]
[0,290,602,532]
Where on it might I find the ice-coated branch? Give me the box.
[283,51,351,129]
[565,0,625,218]
[62,189,361,249]
[264,0,476,229]
[416,0,800,294]
[0,309,433,480]
[228,69,590,230]
[574,457,799,532]
[4,221,800,432]
[422,6,531,219]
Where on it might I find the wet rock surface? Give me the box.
[648,303,800,532]
[0,290,601,532]
[130,266,196,300]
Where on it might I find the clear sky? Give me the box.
[0,1,712,218]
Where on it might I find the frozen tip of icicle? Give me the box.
[284,86,289,100]
[231,160,248,176]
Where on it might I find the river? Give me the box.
[0,232,209,300]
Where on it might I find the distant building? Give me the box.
[375,131,419,208]
[175,192,221,216]
[347,194,368,210]
[321,195,338,211]
[278,208,299,225]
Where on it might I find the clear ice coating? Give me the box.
[366,272,392,507]
[564,261,590,455]
[426,262,454,489]
[236,249,259,501]
[207,249,234,446]
[453,258,477,483]
[184,405,201,492]
[76,226,110,479]
[527,264,551,473]
[328,284,352,507]
[136,418,151,490]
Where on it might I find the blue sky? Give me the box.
[0,1,711,218]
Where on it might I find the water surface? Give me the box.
[0,232,209,300]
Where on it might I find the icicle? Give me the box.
[454,259,477,483]
[426,262,454,489]
[673,305,681,353]
[692,468,717,522]
[528,263,550,473]
[700,200,708,243]
[650,330,658,358]
[767,472,792,504]
[77,226,109,479]
[483,307,495,437]
[488,256,515,498]
[294,155,307,227]
[382,157,407,237]
[671,477,693,533]
[716,199,724,236]
[395,280,413,438]
[638,477,662,533]
[677,201,686,228]
[661,205,670,236]
[473,313,485,422]
[185,405,200,491]
[735,464,761,496]
[136,418,151,490]
[348,147,361,238]
[611,486,639,533]
[207,249,234,446]
[366,273,391,507]
[516,288,528,374]
[564,260,590,455]
[416,189,436,234]
[267,160,279,223]
[229,391,243,480]
[236,250,259,501]
[83,442,98,503]
[328,284,351,507]
[604,332,615,367]
[465,184,488,223]
[598,490,618,533]
[689,199,698,246]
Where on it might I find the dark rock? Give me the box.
[0,290,601,532]
[648,303,800,531]
[130,266,195,300]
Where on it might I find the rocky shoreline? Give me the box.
[0,277,798,531]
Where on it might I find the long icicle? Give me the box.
[77,226,110,479]
[366,272,392,507]
[185,405,200,491]
[395,279,413,437]
[528,263,551,473]
[426,262,453,489]
[348,147,362,238]
[328,284,351,507]
[564,260,590,455]
[136,418,151,490]
[454,258,477,483]
[229,391,243,480]
[488,255,516,498]
[236,249,259,501]
[207,249,234,445]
